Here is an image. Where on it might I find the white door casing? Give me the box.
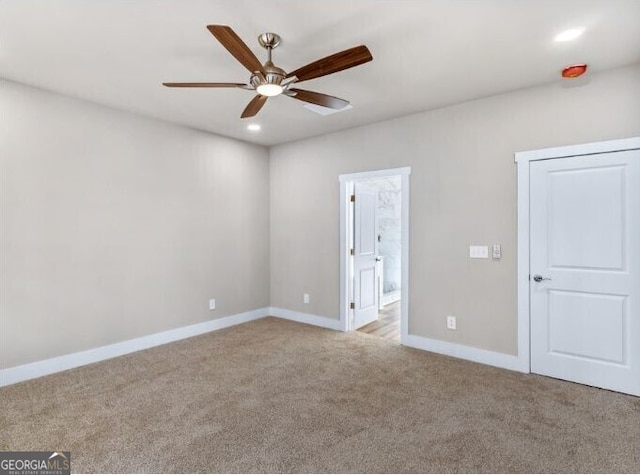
[529,150,640,395]
[353,187,379,329]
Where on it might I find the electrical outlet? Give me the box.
[209,299,216,310]
[447,315,457,330]
[303,293,310,304]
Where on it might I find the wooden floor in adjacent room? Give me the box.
[357,300,400,340]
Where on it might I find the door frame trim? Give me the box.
[514,136,640,374]
[338,167,411,341]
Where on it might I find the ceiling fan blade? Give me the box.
[207,25,266,75]
[286,45,372,82]
[241,95,268,118]
[287,88,349,109]
[162,82,247,88]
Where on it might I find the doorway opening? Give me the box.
[339,167,411,343]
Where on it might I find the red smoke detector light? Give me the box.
[562,64,588,78]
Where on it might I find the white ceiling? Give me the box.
[1,0,639,146]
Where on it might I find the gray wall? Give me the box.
[3,65,639,370]
[270,64,640,356]
[0,81,271,368]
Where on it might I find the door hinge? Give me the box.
[350,194,355,202]
[349,302,355,310]
[350,248,354,256]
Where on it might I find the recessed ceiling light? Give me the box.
[554,27,585,42]
[247,124,261,132]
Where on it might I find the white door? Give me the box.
[353,186,379,329]
[530,150,640,395]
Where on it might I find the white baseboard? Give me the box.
[403,333,529,373]
[1,307,527,387]
[268,307,343,331]
[0,307,270,387]
[382,290,401,307]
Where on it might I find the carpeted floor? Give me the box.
[1,317,639,473]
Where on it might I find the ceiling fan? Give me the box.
[163,25,373,118]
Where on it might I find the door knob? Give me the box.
[533,274,551,282]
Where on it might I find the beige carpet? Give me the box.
[1,317,639,473]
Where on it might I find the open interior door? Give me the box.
[352,185,379,329]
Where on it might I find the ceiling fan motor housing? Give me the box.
[251,62,286,89]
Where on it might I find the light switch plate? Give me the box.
[492,244,502,259]
[209,299,216,310]
[469,245,489,259]
[303,293,310,304]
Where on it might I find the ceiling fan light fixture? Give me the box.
[256,83,284,97]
